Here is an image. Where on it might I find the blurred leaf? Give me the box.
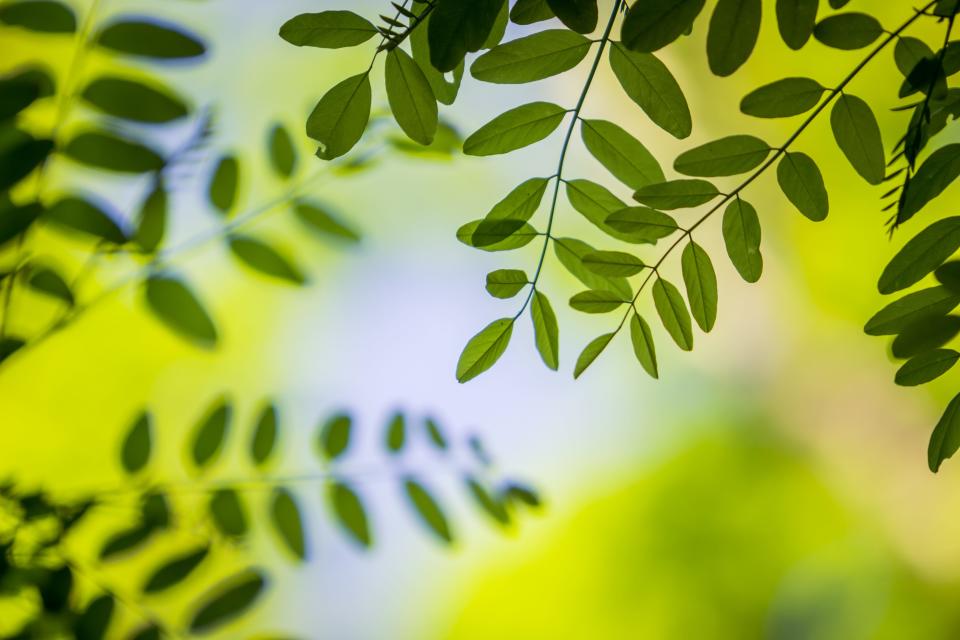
[25,264,73,304]
[293,200,361,243]
[189,571,266,633]
[878,217,960,294]
[386,47,438,145]
[404,477,454,544]
[329,481,372,548]
[279,11,376,48]
[582,251,645,277]
[40,565,72,611]
[457,318,514,382]
[486,269,528,298]
[580,118,663,189]
[573,332,615,379]
[209,155,239,215]
[271,489,306,561]
[127,625,161,640]
[471,30,591,84]
[653,278,693,350]
[0,0,75,33]
[463,101,566,156]
[410,5,465,105]
[722,198,763,283]
[674,135,770,177]
[633,179,718,210]
[531,291,560,370]
[570,289,626,313]
[707,0,760,76]
[776,0,818,50]
[97,19,206,60]
[145,273,218,347]
[268,124,297,178]
[813,13,882,50]
[135,181,167,253]
[142,547,208,594]
[681,241,718,332]
[46,196,127,243]
[630,313,658,378]
[929,393,960,472]
[609,43,691,139]
[99,525,152,560]
[425,418,448,450]
[74,594,114,640]
[64,131,163,174]
[896,349,959,386]
[192,399,231,468]
[0,76,39,121]
[121,411,151,474]
[830,94,885,185]
[228,235,305,285]
[0,336,25,365]
[864,286,960,335]
[386,412,406,453]
[80,76,189,124]
[251,404,278,467]
[777,152,829,221]
[0,134,52,191]
[0,202,41,248]
[319,413,352,460]
[740,78,825,118]
[307,73,371,160]
[209,489,248,537]
[620,0,705,53]
[465,475,510,525]
[501,481,543,509]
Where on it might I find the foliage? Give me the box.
[284,0,960,471]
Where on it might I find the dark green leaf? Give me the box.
[189,571,266,633]
[457,219,537,251]
[457,318,514,382]
[681,241,718,332]
[386,47,438,145]
[633,179,718,209]
[621,0,706,52]
[97,20,206,60]
[830,94,885,185]
[706,0,761,76]
[293,200,360,243]
[674,135,770,177]
[570,289,626,313]
[268,123,297,178]
[121,412,151,474]
[228,235,305,285]
[209,489,247,537]
[278,11,376,48]
[891,315,960,359]
[0,76,39,121]
[653,278,693,350]
[722,197,763,283]
[425,417,448,450]
[145,274,218,347]
[740,77,825,118]
[813,13,882,50]
[899,144,960,224]
[580,118,663,189]
[404,477,454,544]
[64,131,163,173]
[609,43,691,139]
[936,261,960,292]
[630,313,658,378]
[307,73,372,160]
[209,156,239,215]
[776,0,818,50]
[80,76,188,124]
[864,286,960,335]
[930,392,960,472]
[74,594,114,640]
[471,29,591,84]
[99,525,152,560]
[127,624,161,640]
[319,413,352,460]
[896,349,959,386]
[25,264,73,304]
[465,475,510,525]
[429,0,505,72]
[0,135,52,191]
[531,291,559,370]
[271,488,306,561]
[46,196,127,243]
[486,269,528,298]
[251,404,278,467]
[0,0,75,33]
[142,547,208,594]
[329,481,372,548]
[777,152,828,221]
[604,206,678,243]
[463,101,567,156]
[581,250,645,276]
[878,217,960,294]
[386,412,406,453]
[573,332,615,379]
[546,0,597,33]
[135,181,166,253]
[192,400,231,468]
[0,202,41,247]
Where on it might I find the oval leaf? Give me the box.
[463,101,567,156]
[456,318,514,382]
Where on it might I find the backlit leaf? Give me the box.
[278,11,376,48]
[0,0,75,33]
[630,314,658,378]
[307,73,372,160]
[404,477,454,544]
[484,177,550,221]
[135,181,166,253]
[653,278,693,350]
[80,76,189,124]
[142,547,208,594]
[633,179,719,210]
[674,135,770,177]
[457,219,537,251]
[830,94,885,185]
[145,274,218,347]
[268,123,297,178]
[228,234,305,285]
[740,77,825,118]
[813,13,882,50]
[486,269,528,298]
[189,571,266,633]
[531,291,559,370]
[706,0,761,76]
[329,481,372,547]
[64,131,163,174]
[471,29,591,84]
[463,101,567,156]
[554,237,633,299]
[621,0,706,52]
[573,332,615,379]
[386,47,438,145]
[581,250,645,277]
[570,289,626,313]
[46,196,127,244]
[865,286,960,335]
[251,404,278,467]
[929,392,960,472]
[271,488,306,561]
[898,144,960,224]
[580,118,664,189]
[209,489,247,537]
[121,412,151,474]
[776,0,818,50]
[891,315,960,359]
[457,318,514,382]
[681,241,718,332]
[428,0,505,72]
[722,198,763,283]
[878,217,960,294]
[604,207,679,243]
[192,400,231,468]
[386,413,406,453]
[546,0,597,33]
[97,19,206,60]
[609,43,691,139]
[209,155,239,215]
[896,349,959,387]
[293,200,361,243]
[319,413,352,460]
[465,475,510,525]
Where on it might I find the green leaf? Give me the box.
[209,155,239,215]
[457,219,537,251]
[228,235,305,285]
[386,47,438,145]
[0,202,39,248]
[531,291,559,370]
[250,404,278,467]
[740,77,825,118]
[410,5,465,105]
[929,393,960,472]
[142,547,208,594]
[775,0,818,50]
[471,29,591,84]
[899,144,960,224]
[546,0,597,33]
[74,594,114,639]
[621,0,706,53]
[428,0,506,72]
[386,412,406,453]
[878,217,960,294]
[404,477,454,544]
[511,0,555,25]
[463,101,567,156]
[99,525,152,561]
[329,481,372,547]
[653,278,693,350]
[896,349,959,387]
[581,250,645,276]
[128,624,161,640]
[425,417,448,449]
[0,133,51,192]
[80,76,189,124]
[45,196,127,244]
[192,400,231,468]
[570,289,626,313]
[580,119,664,189]
[674,135,770,177]
[121,412,151,474]
[189,571,266,633]
[604,207,679,243]
[271,489,306,561]
[278,11,376,48]
[209,489,247,537]
[609,43,691,139]
[777,152,828,221]
[64,131,163,174]
[891,315,960,359]
[565,178,640,242]
[307,72,372,160]
[465,475,511,525]
[0,0,75,33]
[485,177,550,221]
[319,413,352,460]
[936,261,960,292]
[293,200,360,243]
[144,274,218,347]
[457,318,514,382]
[830,94,885,185]
[813,13,882,50]
[135,181,166,253]
[573,332,615,379]
[630,313,658,378]
[894,37,934,77]
[722,198,763,283]
[554,236,633,299]
[706,0,761,76]
[486,269,528,298]
[864,286,960,336]
[633,179,719,209]
[26,264,73,304]
[268,123,297,178]
[0,76,39,121]
[97,19,206,60]
[681,241,718,332]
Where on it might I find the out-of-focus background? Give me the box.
[3,0,960,637]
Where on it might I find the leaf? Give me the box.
[891,315,960,359]
[564,178,640,242]
[209,156,239,215]
[0,0,75,33]
[740,77,825,118]
[864,286,960,335]
[45,196,127,244]
[894,37,934,78]
[189,571,266,633]
[0,76,39,121]
[386,47,438,145]
[621,0,706,52]
[633,179,719,209]
[681,241,718,332]
[144,274,218,347]
[511,0,555,25]
[99,525,152,560]
[426,418,448,449]
[813,13,882,50]
[463,101,567,156]
[630,314,658,378]
[546,0,597,33]
[570,289,626,313]
[0,134,52,191]
[486,269,528,298]
[580,118,664,189]
[142,547,208,594]
[268,124,297,178]
[573,332,615,379]
[121,412,151,474]
[674,135,770,177]
[471,29,592,84]
[278,11,376,48]
[26,265,73,304]
[410,5,465,105]
[582,251,645,276]
[293,200,360,243]
[899,144,960,224]
[228,235,305,285]
[329,481,372,548]
[502,482,543,508]
[80,76,189,124]
[929,393,960,472]
[386,412,406,453]
[209,489,247,537]
[553,236,633,299]
[0,202,40,249]
[271,489,306,561]
[722,198,763,283]
[319,413,352,460]
[878,217,960,294]
[896,349,959,386]
[937,261,960,292]
[653,278,693,350]
[604,207,679,243]
[74,594,114,640]
[404,477,454,544]
[457,219,537,251]
[128,624,161,640]
[706,0,761,76]
[775,0,818,50]
[777,152,828,221]
[64,131,163,173]
[609,43,691,139]
[457,318,514,382]
[97,19,206,60]
[192,400,231,468]
[830,94,885,185]
[484,177,550,221]
[428,0,506,72]
[307,72,372,160]
[135,181,166,253]
[465,475,511,525]
[531,291,559,370]
[250,404,278,467]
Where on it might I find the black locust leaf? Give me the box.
[706,0,761,77]
[135,181,166,253]
[457,219,538,251]
[425,418,448,450]
[722,198,763,283]
[192,399,231,469]
[777,152,829,221]
[121,411,151,474]
[271,488,307,561]
[0,203,40,248]
[0,0,75,33]
[209,489,248,537]
[386,412,406,453]
[776,0,818,50]
[128,624,161,640]
[209,156,239,215]
[565,179,641,243]
[681,241,718,332]
[80,76,189,124]
[740,77,825,118]
[879,217,960,294]
[0,134,52,191]
[188,571,266,634]
[410,4,465,105]
[865,286,960,336]
[630,314,658,378]
[278,11,376,48]
[573,332,615,379]
[546,0,597,34]
[142,547,208,594]
[554,236,632,299]
[580,118,664,189]
[531,291,559,370]
[456,318,514,382]
[898,144,960,225]
[570,289,626,314]
[268,123,297,178]
[582,250,645,277]
[621,0,706,53]
[319,413,352,460]
[890,315,960,359]
[511,0,555,25]
[609,43,691,139]
[428,0,506,72]
[465,475,510,525]
[63,130,163,174]
[145,274,218,347]
[653,278,693,350]
[26,264,73,304]
[250,404,278,467]
[633,179,718,209]
[484,177,549,221]
[329,481,372,548]
[604,207,678,243]
[293,200,361,243]
[929,392,960,472]
[0,76,40,121]
[674,135,770,177]
[463,101,567,156]
[45,196,127,244]
[813,13,882,50]
[74,594,114,640]
[486,269,528,298]
[896,349,959,387]
[385,47,438,145]
[228,235,306,285]
[97,19,206,60]
[471,29,591,84]
[830,94,885,185]
[307,73,372,160]
[404,477,454,544]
